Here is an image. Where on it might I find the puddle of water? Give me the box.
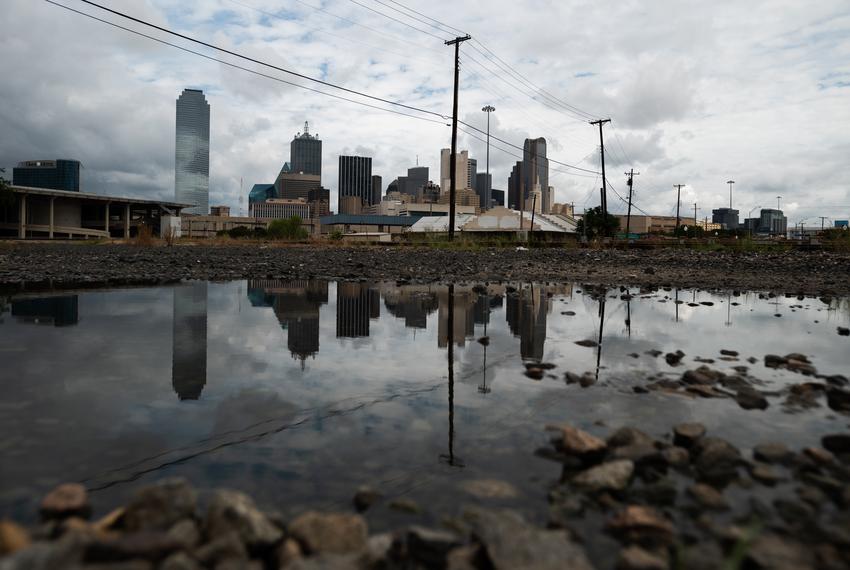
[0,281,848,527]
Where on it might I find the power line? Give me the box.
[346,0,450,41]
[45,0,448,125]
[70,0,449,120]
[381,0,468,36]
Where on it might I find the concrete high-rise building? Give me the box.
[13,159,80,192]
[276,172,321,200]
[758,209,787,236]
[467,158,477,190]
[290,122,322,178]
[371,175,383,206]
[172,282,207,400]
[475,173,492,210]
[440,149,469,193]
[338,156,373,214]
[523,138,549,213]
[406,166,429,197]
[508,161,523,209]
[712,208,740,230]
[175,89,210,214]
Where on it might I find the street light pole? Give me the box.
[777,195,782,210]
[482,105,495,211]
[726,180,735,209]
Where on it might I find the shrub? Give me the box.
[134,224,154,247]
[267,216,308,240]
[329,229,344,241]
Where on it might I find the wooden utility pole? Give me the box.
[445,34,471,241]
[674,184,685,235]
[590,119,611,235]
[625,169,639,241]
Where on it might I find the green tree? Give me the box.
[576,206,620,239]
[267,216,308,240]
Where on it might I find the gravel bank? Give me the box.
[1,243,849,294]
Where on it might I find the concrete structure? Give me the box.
[440,149,469,192]
[290,122,322,178]
[13,159,80,192]
[2,185,190,239]
[551,202,574,217]
[371,175,382,206]
[339,195,363,215]
[250,198,310,220]
[712,207,739,229]
[175,89,210,214]
[491,189,505,207]
[758,208,787,236]
[409,207,577,237]
[276,172,321,201]
[437,187,480,212]
[339,155,373,213]
[209,205,230,217]
[475,172,492,210]
[523,138,549,213]
[319,214,421,235]
[181,215,267,238]
[614,214,697,234]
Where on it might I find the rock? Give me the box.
[616,545,667,570]
[607,505,673,545]
[753,442,792,464]
[287,512,367,555]
[204,489,282,548]
[673,423,706,448]
[194,532,247,566]
[445,544,481,570]
[838,327,849,336]
[786,359,817,375]
[574,339,597,347]
[0,521,31,555]
[611,444,663,470]
[0,537,87,570]
[361,533,392,568]
[123,479,196,532]
[803,447,834,465]
[681,367,718,385]
[524,367,545,380]
[822,434,850,453]
[352,487,381,513]
[276,538,303,568]
[460,479,519,499]
[85,532,184,562]
[406,526,462,567]
[826,387,850,412]
[92,508,125,534]
[160,551,202,570]
[764,354,787,368]
[735,388,769,410]
[464,507,593,570]
[607,427,655,449]
[687,483,728,510]
[388,499,421,514]
[661,446,690,468]
[665,351,685,366]
[572,460,634,492]
[750,463,781,485]
[634,478,677,507]
[216,558,264,570]
[39,483,90,521]
[746,533,815,570]
[546,424,606,457]
[476,336,489,346]
[692,437,742,484]
[285,553,362,570]
[166,519,199,550]
[645,350,662,358]
[719,349,739,357]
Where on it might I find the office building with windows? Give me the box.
[291,122,322,178]
[13,159,80,192]
[175,89,210,215]
[338,155,373,214]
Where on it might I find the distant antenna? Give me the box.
[416,154,419,166]
[304,121,309,135]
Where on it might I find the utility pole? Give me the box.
[694,203,698,233]
[674,184,685,236]
[727,180,735,209]
[445,34,471,242]
[820,216,827,231]
[625,169,639,241]
[590,119,611,235]
[482,105,495,211]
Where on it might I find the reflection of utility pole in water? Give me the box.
[478,294,490,394]
[725,292,732,327]
[675,288,679,323]
[595,291,606,382]
[625,292,632,337]
[440,285,464,467]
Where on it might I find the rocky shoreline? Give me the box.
[1,243,850,295]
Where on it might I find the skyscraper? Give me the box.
[13,159,80,192]
[467,158,477,189]
[338,155,373,213]
[523,138,549,213]
[440,149,469,192]
[475,173,492,210]
[291,122,322,178]
[371,175,383,206]
[175,89,210,215]
[172,282,207,400]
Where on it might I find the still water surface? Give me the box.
[1,281,848,526]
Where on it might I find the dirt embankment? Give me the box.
[1,243,849,295]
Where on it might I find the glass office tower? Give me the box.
[175,89,210,214]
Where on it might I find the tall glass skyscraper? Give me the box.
[338,155,372,212]
[175,89,210,214]
[291,122,322,178]
[523,138,549,213]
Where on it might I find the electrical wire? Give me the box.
[346,0,450,41]
[45,0,448,124]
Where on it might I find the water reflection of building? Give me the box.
[336,282,379,338]
[382,285,439,329]
[247,280,328,362]
[505,285,570,361]
[172,283,207,400]
[438,287,477,347]
[11,296,79,326]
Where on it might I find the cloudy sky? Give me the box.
[2,0,849,223]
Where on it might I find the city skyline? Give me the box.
[1,1,848,225]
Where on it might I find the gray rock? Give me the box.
[285,553,361,570]
[287,512,367,555]
[0,534,88,570]
[661,446,690,468]
[693,437,742,484]
[166,519,200,550]
[606,505,673,545]
[753,442,792,464]
[204,489,282,548]
[464,507,593,570]
[681,367,718,385]
[673,423,706,448]
[665,351,685,366]
[194,532,247,566]
[746,534,814,570]
[546,424,606,457]
[606,427,655,449]
[822,434,850,454]
[406,526,462,567]
[85,532,183,562]
[616,545,666,570]
[160,552,201,570]
[572,460,634,492]
[352,487,381,513]
[750,463,782,486]
[214,558,263,570]
[735,388,769,410]
[123,479,196,532]
[39,483,90,521]
[826,387,850,412]
[687,483,728,510]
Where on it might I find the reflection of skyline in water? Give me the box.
[11,296,79,327]
[172,283,207,400]
[248,280,328,362]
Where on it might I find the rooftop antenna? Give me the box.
[416,154,419,166]
[304,121,309,135]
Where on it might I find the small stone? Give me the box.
[575,339,598,347]
[822,434,850,454]
[85,532,184,562]
[460,479,519,499]
[388,498,421,514]
[750,463,781,485]
[753,442,792,464]
[524,367,545,380]
[352,487,381,513]
[287,511,368,555]
[477,336,490,346]
[39,483,90,521]
[276,537,303,568]
[720,349,739,357]
[665,351,685,366]
[607,505,673,544]
[124,479,196,532]
[764,354,787,368]
[803,447,834,465]
[195,532,247,565]
[673,423,706,448]
[616,545,667,570]
[645,350,662,358]
[407,526,462,567]
[204,489,282,548]
[446,544,480,570]
[838,327,849,336]
[160,551,202,570]
[786,359,817,375]
[746,534,815,570]
[827,387,850,412]
[735,388,769,410]
[0,520,31,555]
[681,367,718,385]
[693,437,742,484]
[572,460,634,492]
[546,424,606,456]
[687,483,727,510]
[607,427,655,449]
[167,519,200,550]
[661,446,690,468]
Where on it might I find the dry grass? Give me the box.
[133,224,155,247]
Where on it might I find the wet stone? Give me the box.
[693,437,742,485]
[0,520,31,555]
[406,526,462,568]
[616,545,667,570]
[574,339,598,347]
[547,424,607,457]
[572,459,634,492]
[746,533,815,570]
[720,349,739,357]
[665,351,685,366]
[607,505,674,546]
[753,442,792,464]
[39,483,91,521]
[607,427,656,449]
[352,487,381,513]
[204,489,282,549]
[194,532,247,566]
[85,532,184,562]
[287,511,368,555]
[123,479,196,533]
[160,552,201,570]
[687,483,728,510]
[838,327,849,336]
[661,446,690,468]
[673,423,706,448]
[681,367,719,385]
[735,388,769,410]
[821,434,850,454]
[826,387,850,412]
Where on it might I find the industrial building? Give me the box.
[250,198,311,220]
